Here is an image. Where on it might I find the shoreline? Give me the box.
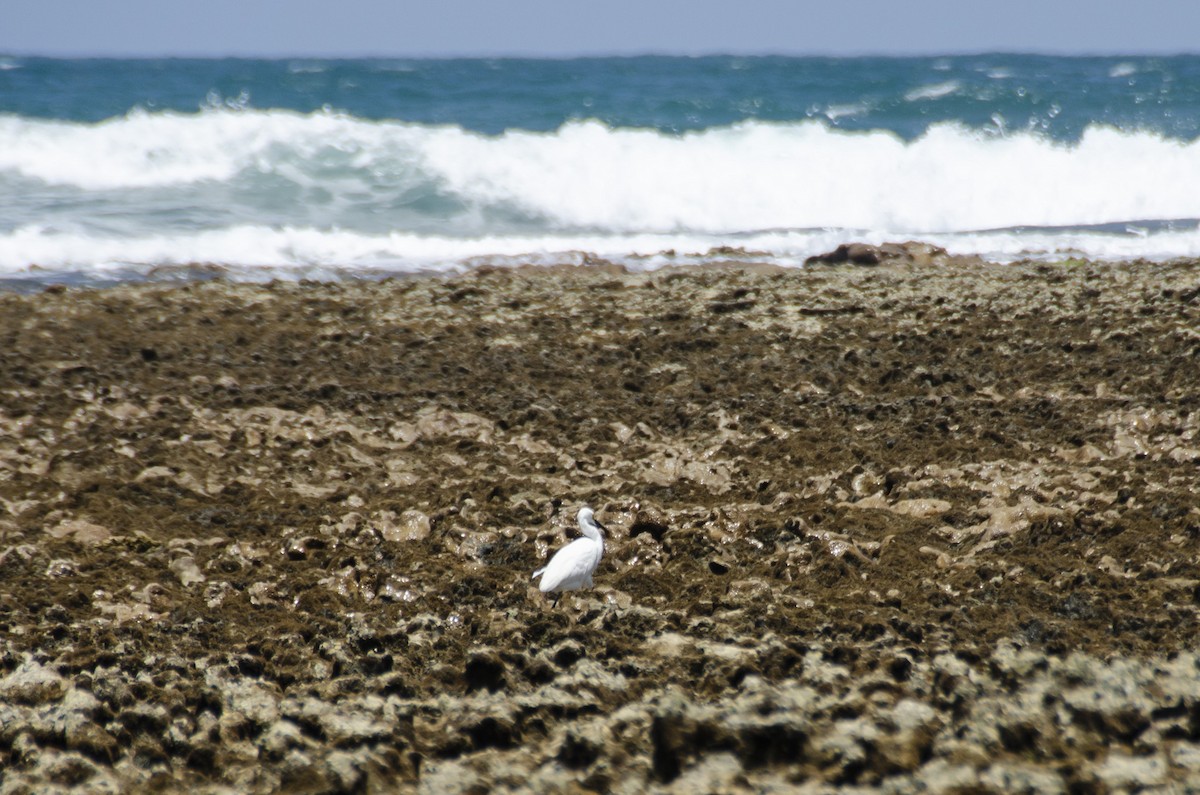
[2,255,1199,791]
[0,239,1194,296]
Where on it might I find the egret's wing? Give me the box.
[538,538,599,592]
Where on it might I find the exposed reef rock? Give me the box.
[1,256,1199,791]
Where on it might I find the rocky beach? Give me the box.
[1,248,1199,793]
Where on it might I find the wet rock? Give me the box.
[46,518,112,545]
[0,657,67,705]
[378,575,419,603]
[43,751,104,787]
[628,506,676,545]
[465,713,518,751]
[806,241,956,267]
[65,721,120,763]
[455,528,500,562]
[45,558,79,578]
[1096,752,1168,790]
[806,242,885,266]
[979,763,1068,794]
[324,749,367,792]
[648,690,715,784]
[551,639,586,668]
[283,535,309,560]
[169,555,206,586]
[708,558,730,575]
[464,649,507,693]
[557,723,606,770]
[726,578,774,603]
[377,509,431,543]
[260,719,306,759]
[1170,743,1200,772]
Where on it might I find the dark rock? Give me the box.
[463,650,506,693]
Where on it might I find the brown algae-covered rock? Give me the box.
[0,258,1199,791]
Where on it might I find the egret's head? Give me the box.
[577,506,606,536]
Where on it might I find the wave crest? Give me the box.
[2,110,1200,236]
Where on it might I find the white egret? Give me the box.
[532,506,605,607]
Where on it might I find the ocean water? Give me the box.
[2,54,1200,286]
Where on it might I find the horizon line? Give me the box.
[4,48,1200,61]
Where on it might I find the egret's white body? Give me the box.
[532,507,605,605]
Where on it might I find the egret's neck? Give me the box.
[579,517,604,544]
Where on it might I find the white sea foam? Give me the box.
[0,108,386,189]
[287,61,328,74]
[0,224,803,274]
[3,222,1200,280]
[421,120,1200,233]
[4,111,1198,233]
[822,102,868,120]
[2,109,1200,275]
[904,80,961,102]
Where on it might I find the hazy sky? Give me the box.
[4,0,1199,58]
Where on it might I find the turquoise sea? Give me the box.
[2,55,1199,286]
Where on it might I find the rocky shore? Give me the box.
[1,248,1199,793]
